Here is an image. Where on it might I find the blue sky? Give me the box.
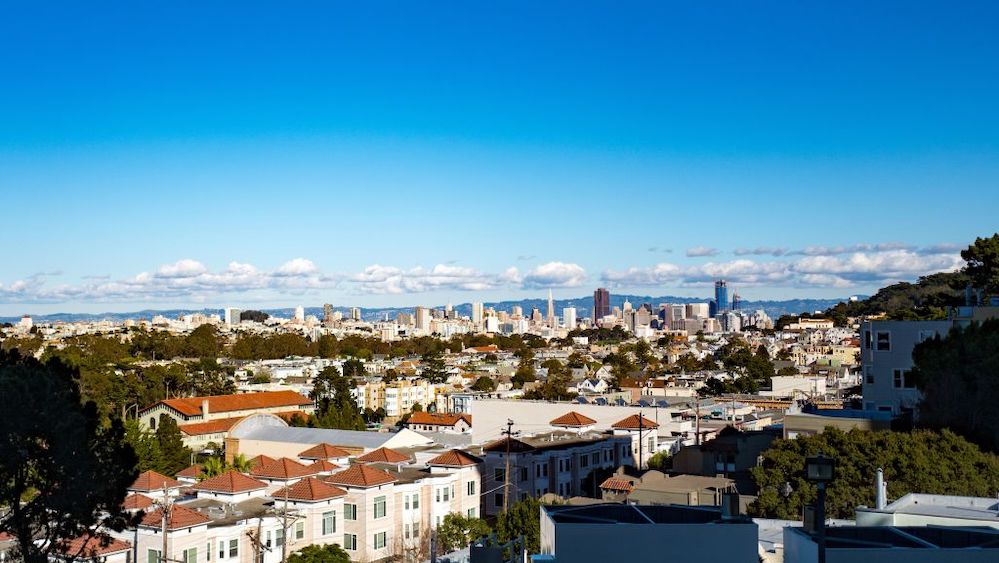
[2,1,999,314]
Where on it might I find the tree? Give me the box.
[239,310,270,323]
[912,319,999,452]
[961,233,999,295]
[749,427,999,520]
[436,513,492,554]
[421,350,448,384]
[124,419,164,473]
[647,450,671,471]
[310,366,365,430]
[0,351,139,563]
[523,361,574,401]
[185,324,222,358]
[496,497,542,554]
[199,457,226,480]
[286,544,351,563]
[471,376,496,392]
[230,453,253,473]
[155,415,193,476]
[512,356,536,389]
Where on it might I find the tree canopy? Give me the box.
[962,233,999,296]
[912,318,999,452]
[0,351,139,563]
[750,427,999,520]
[436,512,491,554]
[286,544,351,563]
[309,366,366,430]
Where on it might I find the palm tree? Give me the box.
[229,453,253,473]
[199,456,226,480]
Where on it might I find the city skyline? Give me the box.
[4,2,999,314]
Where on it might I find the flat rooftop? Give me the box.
[789,525,999,550]
[543,503,742,525]
[861,493,999,522]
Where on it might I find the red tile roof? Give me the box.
[549,411,597,427]
[140,505,212,530]
[298,443,351,460]
[130,470,182,492]
[249,455,277,468]
[407,412,472,427]
[308,459,341,473]
[611,414,659,430]
[146,390,312,417]
[193,469,268,493]
[427,449,480,467]
[599,477,636,492]
[325,464,397,488]
[123,493,154,510]
[179,411,311,436]
[55,535,131,557]
[357,447,410,464]
[271,477,347,502]
[467,345,500,354]
[176,464,203,479]
[251,457,317,480]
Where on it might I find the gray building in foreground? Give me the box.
[860,319,950,415]
[783,525,999,563]
[537,503,758,563]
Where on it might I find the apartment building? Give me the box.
[352,379,448,417]
[480,425,634,517]
[859,319,950,415]
[405,412,472,434]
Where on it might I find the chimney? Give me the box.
[201,399,210,418]
[875,468,887,510]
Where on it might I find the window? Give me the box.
[876,331,891,351]
[893,369,903,388]
[592,453,599,465]
[275,528,284,548]
[374,532,387,549]
[536,464,541,478]
[148,549,161,563]
[405,523,411,539]
[322,511,335,535]
[183,548,197,563]
[519,467,528,481]
[865,367,874,385]
[265,531,272,549]
[343,534,357,551]
[864,330,872,350]
[207,543,211,561]
[467,507,476,518]
[295,521,304,540]
[149,417,157,430]
[436,488,441,502]
[580,456,589,468]
[344,503,357,520]
[412,493,419,509]
[405,495,410,509]
[542,464,548,477]
[893,369,915,389]
[228,540,238,558]
[494,493,503,507]
[218,542,225,560]
[467,480,476,495]
[413,522,420,538]
[494,468,505,482]
[374,496,387,519]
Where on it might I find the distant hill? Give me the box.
[1,294,854,325]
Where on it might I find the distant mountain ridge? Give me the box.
[1,294,857,325]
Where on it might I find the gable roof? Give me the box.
[599,476,636,492]
[130,470,182,492]
[308,459,341,473]
[549,411,597,427]
[140,505,212,530]
[271,477,347,502]
[145,390,312,417]
[250,457,317,480]
[611,414,660,430]
[407,411,472,427]
[176,464,203,479]
[249,455,277,468]
[122,493,154,510]
[55,535,131,558]
[325,464,397,488]
[193,470,268,493]
[427,449,480,467]
[356,447,410,464]
[298,443,351,460]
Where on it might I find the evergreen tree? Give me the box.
[287,544,351,563]
[436,513,492,554]
[124,419,164,473]
[155,415,193,476]
[496,497,542,554]
[310,366,365,430]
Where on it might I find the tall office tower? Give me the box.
[547,289,555,324]
[732,292,742,311]
[445,302,454,319]
[415,306,432,331]
[593,287,610,320]
[322,303,334,326]
[294,305,305,322]
[472,302,484,327]
[530,307,543,323]
[714,280,729,317]
[686,302,710,319]
[563,307,577,330]
[511,305,523,318]
[224,307,241,326]
[350,307,361,321]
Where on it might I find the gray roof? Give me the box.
[240,426,401,449]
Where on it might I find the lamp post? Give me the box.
[805,454,836,563]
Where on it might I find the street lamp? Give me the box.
[805,454,836,563]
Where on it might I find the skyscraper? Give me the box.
[593,287,610,320]
[714,280,729,317]
[562,307,577,330]
[472,302,484,328]
[294,305,305,322]
[224,307,241,326]
[547,289,555,325]
[732,292,742,311]
[322,303,334,326]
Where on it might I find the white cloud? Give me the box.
[276,258,319,276]
[686,246,719,257]
[734,247,788,257]
[521,262,587,289]
[157,259,208,278]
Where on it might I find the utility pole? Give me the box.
[429,528,437,563]
[159,487,171,563]
[695,398,701,446]
[637,412,644,469]
[502,419,515,513]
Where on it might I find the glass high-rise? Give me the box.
[714,280,729,316]
[593,287,610,320]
